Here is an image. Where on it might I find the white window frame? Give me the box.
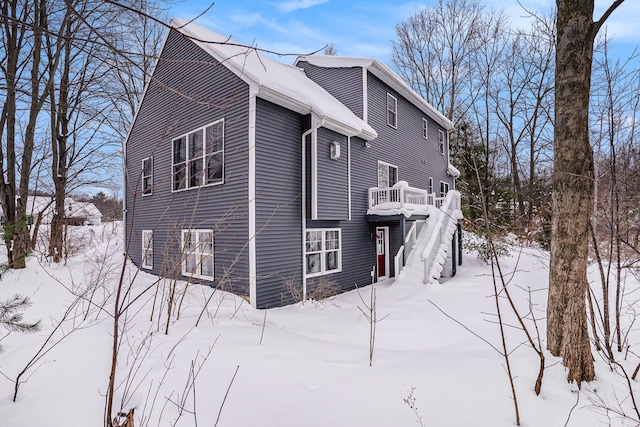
[181,229,214,280]
[172,119,225,192]
[428,177,434,194]
[305,228,341,278]
[142,156,153,196]
[387,93,397,128]
[440,181,450,198]
[378,160,398,188]
[142,230,153,269]
[438,129,446,155]
[422,118,428,139]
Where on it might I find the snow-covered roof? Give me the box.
[25,196,54,215]
[170,18,377,141]
[67,201,102,219]
[295,55,453,132]
[0,196,53,216]
[447,163,460,178]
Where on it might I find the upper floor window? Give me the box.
[305,228,341,277]
[387,93,397,128]
[181,229,214,280]
[378,161,398,188]
[428,177,434,194]
[172,119,224,192]
[422,118,428,139]
[142,230,153,269]
[438,129,446,155]
[142,157,153,196]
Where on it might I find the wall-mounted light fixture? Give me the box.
[364,141,371,149]
[330,141,341,159]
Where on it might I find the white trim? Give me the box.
[181,229,214,280]
[171,119,225,193]
[294,56,453,131]
[422,118,428,139]
[440,181,450,197]
[141,230,153,269]
[248,95,257,307]
[387,93,397,129]
[376,226,390,279]
[305,228,342,278]
[438,129,446,156]
[428,177,434,194]
[347,137,352,221]
[311,119,318,220]
[377,160,399,188]
[362,67,368,123]
[301,117,324,301]
[141,156,153,196]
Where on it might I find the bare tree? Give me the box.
[547,0,626,385]
[0,0,55,268]
[589,34,640,358]
[46,0,137,261]
[323,42,337,55]
[492,16,555,227]
[391,0,500,123]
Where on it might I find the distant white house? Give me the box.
[0,196,102,226]
[65,200,102,226]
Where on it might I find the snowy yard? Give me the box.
[1,223,639,426]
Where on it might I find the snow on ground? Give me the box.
[1,223,639,426]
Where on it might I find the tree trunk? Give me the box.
[0,0,21,267]
[547,0,598,385]
[11,0,51,269]
[48,11,73,263]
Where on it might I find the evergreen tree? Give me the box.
[0,295,40,334]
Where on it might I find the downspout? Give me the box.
[447,129,456,190]
[122,137,127,255]
[347,136,351,221]
[301,116,324,301]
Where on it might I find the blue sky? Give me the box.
[167,0,639,64]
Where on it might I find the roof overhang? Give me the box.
[295,55,454,132]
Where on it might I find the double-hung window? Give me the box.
[305,228,341,277]
[142,157,153,195]
[172,119,224,191]
[387,93,397,128]
[422,118,428,139]
[142,230,153,269]
[377,161,398,188]
[428,177,434,194]
[181,229,214,279]
[438,129,446,155]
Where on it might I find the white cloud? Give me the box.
[277,0,330,13]
[229,12,264,28]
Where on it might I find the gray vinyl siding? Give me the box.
[126,38,456,308]
[254,98,304,308]
[303,71,456,294]
[306,136,377,294]
[315,128,348,220]
[297,61,364,119]
[366,73,452,190]
[125,29,250,297]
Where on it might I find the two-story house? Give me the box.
[124,18,462,309]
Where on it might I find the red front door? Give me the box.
[376,228,386,278]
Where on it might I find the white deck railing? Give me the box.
[394,219,428,277]
[369,183,439,211]
[420,191,462,284]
